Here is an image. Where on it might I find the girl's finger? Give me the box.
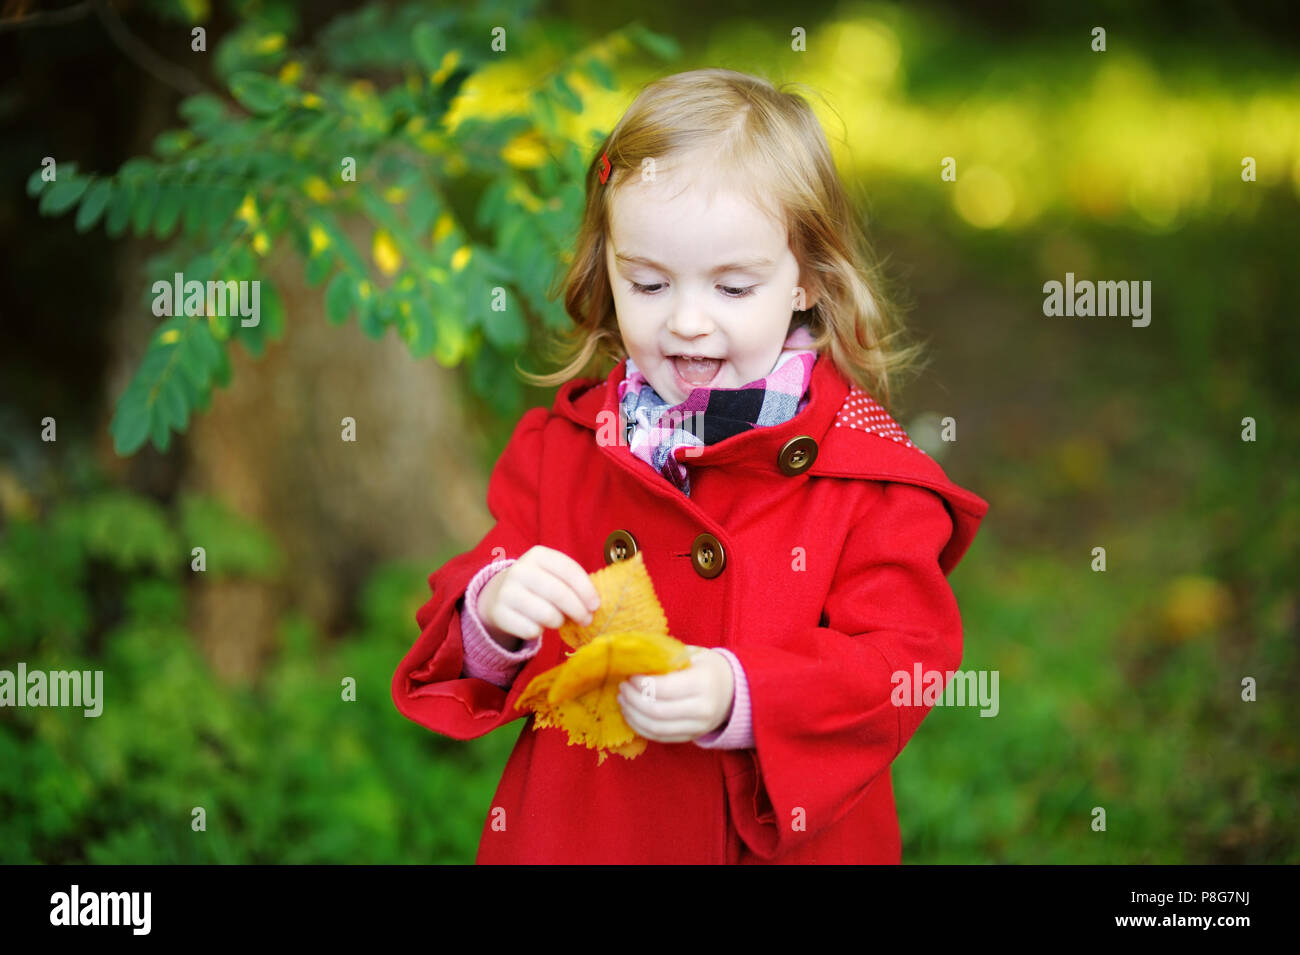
[632,716,710,739]
[492,605,544,641]
[499,583,567,631]
[531,548,601,612]
[620,688,707,722]
[634,666,703,700]
[520,560,596,626]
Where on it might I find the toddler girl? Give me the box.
[392,67,989,864]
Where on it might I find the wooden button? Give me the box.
[691,532,725,579]
[778,435,818,475]
[604,529,638,564]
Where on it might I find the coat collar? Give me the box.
[554,351,848,473]
[553,352,989,574]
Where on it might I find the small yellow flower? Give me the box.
[253,33,285,54]
[383,186,409,204]
[416,131,441,154]
[450,246,472,272]
[300,92,323,109]
[279,61,302,84]
[432,212,454,244]
[159,329,181,345]
[235,194,258,226]
[308,225,330,255]
[252,231,270,255]
[372,230,402,275]
[431,50,461,86]
[303,177,332,202]
[501,131,547,170]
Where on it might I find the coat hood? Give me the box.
[551,353,990,576]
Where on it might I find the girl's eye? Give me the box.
[628,282,757,298]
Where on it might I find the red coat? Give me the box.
[392,352,989,863]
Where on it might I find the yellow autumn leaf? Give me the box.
[501,131,547,170]
[303,177,332,203]
[308,224,330,254]
[372,229,401,275]
[513,552,691,764]
[431,49,461,86]
[235,194,258,226]
[253,33,284,54]
[432,212,455,244]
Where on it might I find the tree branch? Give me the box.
[91,0,208,97]
[0,1,94,33]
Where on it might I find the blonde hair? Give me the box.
[517,67,926,412]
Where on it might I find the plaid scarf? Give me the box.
[616,325,818,496]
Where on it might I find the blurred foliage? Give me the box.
[25,0,677,456]
[0,480,516,863]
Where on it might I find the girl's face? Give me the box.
[604,164,815,405]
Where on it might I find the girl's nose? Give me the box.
[666,298,715,339]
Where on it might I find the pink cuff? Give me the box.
[459,559,541,688]
[692,648,754,749]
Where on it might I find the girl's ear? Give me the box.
[794,272,821,313]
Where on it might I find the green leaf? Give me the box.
[153,184,184,239]
[39,176,89,215]
[258,282,285,341]
[104,182,133,238]
[627,23,681,61]
[131,181,160,236]
[111,386,152,456]
[157,376,189,433]
[179,94,225,129]
[26,166,52,198]
[74,179,113,232]
[412,23,443,72]
[325,272,352,324]
[407,297,436,358]
[481,299,526,349]
[149,403,172,453]
[585,56,617,90]
[550,74,582,113]
[305,253,332,287]
[229,71,286,113]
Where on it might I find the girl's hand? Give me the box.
[617,647,735,743]
[476,546,601,649]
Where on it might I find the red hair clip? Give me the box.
[598,151,611,185]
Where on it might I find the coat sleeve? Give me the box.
[718,481,966,859]
[390,406,549,740]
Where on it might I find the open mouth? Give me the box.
[670,355,723,388]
